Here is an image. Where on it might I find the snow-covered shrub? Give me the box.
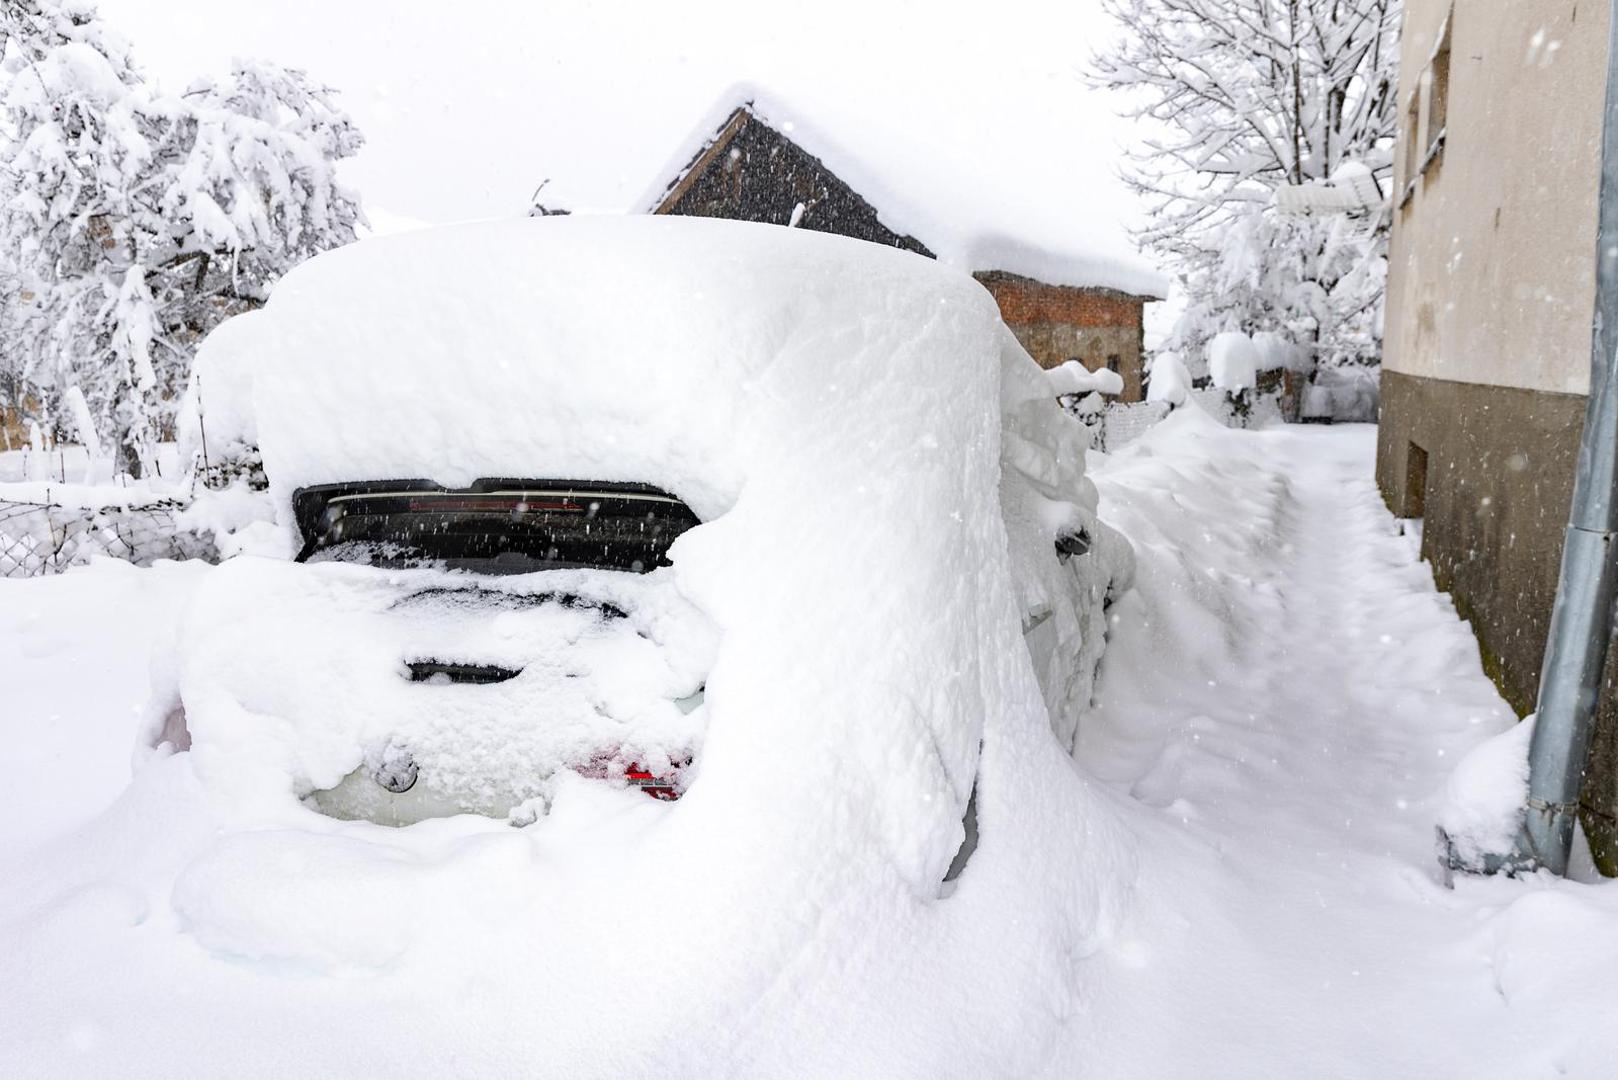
[1145,350,1191,408]
[1045,359,1124,399]
[1252,330,1313,376]
[1439,716,1534,871]
[1207,331,1259,392]
[1047,360,1125,450]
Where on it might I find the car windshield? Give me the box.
[292,480,700,574]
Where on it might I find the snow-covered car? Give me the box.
[165,216,1131,847]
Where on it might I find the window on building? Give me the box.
[1405,442,1429,519]
[1403,441,1430,558]
[1401,91,1422,203]
[1424,16,1451,173]
[1401,11,1452,207]
[1106,355,1121,374]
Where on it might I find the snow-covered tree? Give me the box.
[1094,0,1400,378]
[0,0,363,477]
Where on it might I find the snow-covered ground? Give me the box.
[4,414,1617,1077]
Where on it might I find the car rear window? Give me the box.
[291,480,701,574]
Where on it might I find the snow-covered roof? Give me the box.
[641,88,1168,300]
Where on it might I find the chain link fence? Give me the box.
[0,494,215,579]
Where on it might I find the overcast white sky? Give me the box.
[98,0,1156,274]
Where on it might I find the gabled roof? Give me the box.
[642,88,1168,300]
[646,99,932,259]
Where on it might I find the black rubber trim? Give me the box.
[405,659,523,684]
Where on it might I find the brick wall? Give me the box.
[975,273,1146,327]
[974,271,1149,402]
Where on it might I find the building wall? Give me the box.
[1378,371,1586,713]
[974,272,1148,401]
[1379,0,1606,706]
[1378,0,1618,862]
[1384,0,1604,395]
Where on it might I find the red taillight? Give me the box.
[573,751,688,801]
[624,767,681,801]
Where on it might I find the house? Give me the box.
[641,95,1165,401]
[1376,2,1618,859]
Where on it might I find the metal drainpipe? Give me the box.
[1512,0,1618,876]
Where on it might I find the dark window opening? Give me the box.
[291,479,701,575]
[1401,91,1422,203]
[1406,442,1429,519]
[1106,355,1121,374]
[1427,18,1451,167]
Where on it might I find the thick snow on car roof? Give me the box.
[122,217,1138,1074]
[238,215,993,522]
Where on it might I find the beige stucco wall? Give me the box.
[1385,0,1606,395]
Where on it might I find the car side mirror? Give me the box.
[1055,529,1090,561]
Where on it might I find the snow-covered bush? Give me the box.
[0,0,363,478]
[1252,330,1313,377]
[1208,331,1259,392]
[1045,359,1124,399]
[1439,716,1534,871]
[1145,350,1191,408]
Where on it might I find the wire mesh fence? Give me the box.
[0,496,215,578]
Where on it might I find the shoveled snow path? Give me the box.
[1069,419,1618,1079]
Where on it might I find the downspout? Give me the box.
[1503,0,1618,876]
